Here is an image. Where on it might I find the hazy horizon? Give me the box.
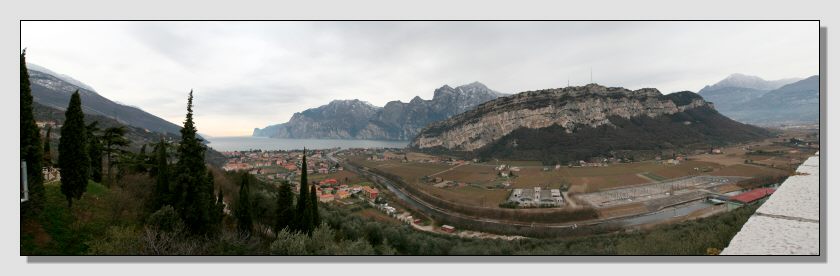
[21,21,818,136]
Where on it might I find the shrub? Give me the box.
[270,228,308,255]
[86,226,141,255]
[147,205,184,233]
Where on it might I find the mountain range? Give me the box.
[699,73,818,125]
[28,64,224,166]
[410,84,771,164]
[27,64,185,137]
[252,82,506,140]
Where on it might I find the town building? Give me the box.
[727,188,776,209]
[318,193,335,203]
[362,186,379,200]
[336,190,350,199]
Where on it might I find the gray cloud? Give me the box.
[20,21,818,136]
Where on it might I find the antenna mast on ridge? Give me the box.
[590,67,593,84]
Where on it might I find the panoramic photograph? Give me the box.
[19,21,820,256]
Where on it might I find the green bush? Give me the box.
[86,226,141,255]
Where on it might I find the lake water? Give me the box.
[205,136,409,151]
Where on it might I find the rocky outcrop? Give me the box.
[253,82,505,140]
[409,84,771,163]
[411,84,711,151]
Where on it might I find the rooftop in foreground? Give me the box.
[721,154,820,255]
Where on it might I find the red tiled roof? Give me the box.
[730,188,776,204]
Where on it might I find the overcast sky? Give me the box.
[21,21,818,136]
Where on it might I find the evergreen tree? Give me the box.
[274,181,294,233]
[235,173,253,234]
[206,170,223,227]
[215,189,225,224]
[86,122,103,183]
[58,91,90,208]
[102,126,130,184]
[150,138,170,211]
[43,126,52,167]
[20,50,45,213]
[129,144,149,173]
[308,185,320,229]
[293,149,310,233]
[172,91,214,234]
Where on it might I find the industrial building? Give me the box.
[507,187,564,207]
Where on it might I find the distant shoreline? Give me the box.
[205,136,409,151]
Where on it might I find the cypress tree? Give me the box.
[215,189,225,224]
[150,138,170,211]
[293,148,310,233]
[205,170,223,231]
[43,126,52,167]
[58,91,90,209]
[20,50,45,213]
[173,90,213,234]
[235,173,253,234]
[87,122,103,183]
[308,185,320,229]
[274,181,294,233]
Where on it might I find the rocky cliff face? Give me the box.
[410,84,770,163]
[411,84,710,151]
[253,82,505,140]
[253,99,381,139]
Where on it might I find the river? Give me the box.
[205,136,409,151]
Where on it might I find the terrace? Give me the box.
[722,155,820,255]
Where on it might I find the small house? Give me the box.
[318,193,335,203]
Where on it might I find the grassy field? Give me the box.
[435,164,499,184]
[355,158,454,182]
[483,160,544,167]
[640,172,666,181]
[359,159,737,207]
[427,160,721,193]
[355,131,814,209]
[309,170,366,185]
[21,180,114,255]
[410,182,509,208]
